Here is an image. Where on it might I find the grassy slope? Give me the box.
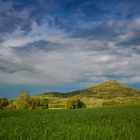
[39,80,140,98]
[0,104,140,140]
[70,80,140,98]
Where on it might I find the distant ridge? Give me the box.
[39,80,140,98]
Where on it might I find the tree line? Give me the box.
[0,91,85,110]
[0,91,48,110]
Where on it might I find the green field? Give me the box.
[0,105,140,140]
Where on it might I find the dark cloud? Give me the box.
[0,57,36,75]
[131,46,140,54]
[12,40,56,53]
[0,63,35,74]
[71,23,117,41]
[0,66,16,73]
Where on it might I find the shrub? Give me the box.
[30,98,41,109]
[15,91,30,109]
[65,98,85,109]
[40,98,49,109]
[0,97,9,109]
[6,103,16,110]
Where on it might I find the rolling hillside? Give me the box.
[40,80,140,99]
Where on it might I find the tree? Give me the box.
[30,98,41,109]
[6,99,16,109]
[0,97,9,109]
[65,98,85,109]
[40,98,49,109]
[15,91,30,109]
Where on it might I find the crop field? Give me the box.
[0,105,140,140]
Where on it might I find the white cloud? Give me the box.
[0,18,140,86]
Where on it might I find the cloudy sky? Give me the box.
[0,0,140,98]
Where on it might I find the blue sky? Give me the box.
[0,0,140,98]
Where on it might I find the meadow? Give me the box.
[0,105,140,140]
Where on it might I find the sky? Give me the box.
[0,0,140,98]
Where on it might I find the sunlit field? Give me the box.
[0,105,140,140]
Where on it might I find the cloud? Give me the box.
[0,2,140,87]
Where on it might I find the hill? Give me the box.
[39,92,68,98]
[70,80,140,98]
[40,80,140,99]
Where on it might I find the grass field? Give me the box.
[0,105,140,140]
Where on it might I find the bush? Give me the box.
[0,98,9,109]
[30,98,41,109]
[65,98,85,109]
[6,103,16,110]
[15,91,30,109]
[40,98,49,109]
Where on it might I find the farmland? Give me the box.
[0,104,140,140]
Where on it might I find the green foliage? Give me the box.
[0,97,9,109]
[4,99,16,110]
[0,105,140,140]
[6,103,16,110]
[40,98,49,109]
[65,98,85,109]
[15,91,30,109]
[30,98,41,109]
